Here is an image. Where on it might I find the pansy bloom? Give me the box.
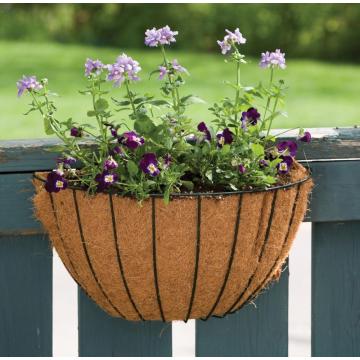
[238,164,246,174]
[57,156,76,166]
[216,128,233,147]
[277,140,297,157]
[45,171,68,193]
[163,154,172,169]
[85,58,104,77]
[217,28,246,55]
[95,171,118,192]
[109,145,124,157]
[185,134,197,145]
[277,156,293,174]
[241,107,260,127]
[104,156,118,170]
[70,127,82,137]
[119,131,144,150]
[259,49,286,69]
[139,153,160,177]
[197,122,211,141]
[16,75,43,97]
[299,131,311,143]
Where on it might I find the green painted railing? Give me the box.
[0,127,359,356]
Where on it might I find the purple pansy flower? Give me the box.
[106,53,141,86]
[299,131,311,143]
[45,171,68,193]
[145,26,178,47]
[185,134,197,145]
[109,145,124,157]
[16,75,43,97]
[259,49,286,69]
[110,127,118,137]
[238,164,246,174]
[241,107,260,127]
[139,153,160,177]
[119,131,144,150]
[163,154,172,169]
[277,156,293,175]
[95,171,118,192]
[70,127,82,137]
[159,66,168,80]
[217,28,246,55]
[259,159,269,168]
[57,156,76,166]
[172,59,187,73]
[216,128,233,147]
[84,58,104,77]
[277,140,298,157]
[104,156,118,170]
[197,122,212,141]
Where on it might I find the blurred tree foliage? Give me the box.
[1,3,359,61]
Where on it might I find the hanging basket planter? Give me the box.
[33,162,312,322]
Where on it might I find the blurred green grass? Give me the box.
[1,40,359,140]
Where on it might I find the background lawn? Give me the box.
[1,40,359,140]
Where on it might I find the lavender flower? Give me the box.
[159,66,168,80]
[70,127,82,137]
[95,171,118,192]
[145,25,178,47]
[277,140,297,157]
[139,153,160,177]
[106,53,141,86]
[104,156,118,170]
[217,28,246,55]
[45,171,68,193]
[238,164,246,174]
[197,122,212,141]
[172,59,187,73]
[216,128,233,147]
[119,131,144,150]
[16,75,43,97]
[85,58,104,77]
[259,49,286,69]
[299,131,311,143]
[241,107,261,127]
[277,156,293,174]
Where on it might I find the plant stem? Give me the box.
[266,94,279,136]
[160,45,179,114]
[261,67,274,131]
[234,60,241,122]
[125,79,136,115]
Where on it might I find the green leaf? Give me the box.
[221,144,231,154]
[163,188,170,205]
[181,180,194,191]
[205,170,213,182]
[134,116,156,135]
[87,110,96,117]
[95,98,109,111]
[251,143,265,157]
[127,160,139,177]
[149,99,171,106]
[180,95,206,105]
[43,117,55,135]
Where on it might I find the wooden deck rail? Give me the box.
[0,127,359,356]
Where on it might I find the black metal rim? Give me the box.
[33,172,311,198]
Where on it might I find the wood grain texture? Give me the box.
[78,289,172,356]
[0,234,52,356]
[196,266,288,357]
[312,221,360,356]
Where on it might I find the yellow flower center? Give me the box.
[279,163,288,171]
[55,180,64,189]
[104,174,114,183]
[147,163,157,174]
[219,136,225,145]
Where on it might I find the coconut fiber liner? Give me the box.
[33,161,313,321]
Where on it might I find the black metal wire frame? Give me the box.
[49,192,107,311]
[109,194,145,321]
[229,183,302,315]
[201,195,243,320]
[151,197,166,322]
[72,189,126,319]
[184,196,202,322]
